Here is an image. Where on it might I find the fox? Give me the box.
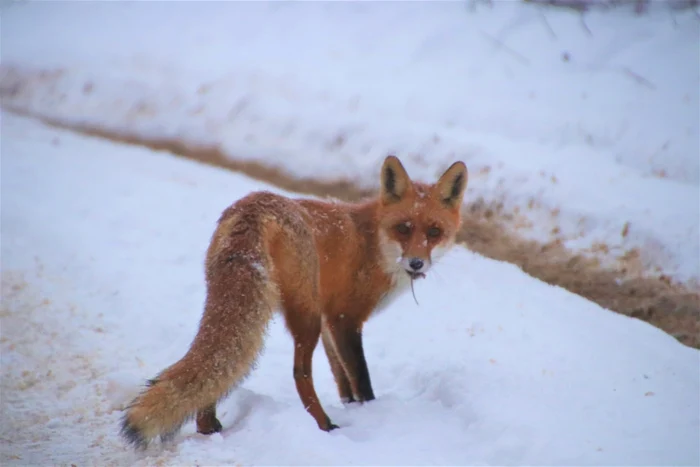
[120,155,468,449]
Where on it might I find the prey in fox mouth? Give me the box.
[400,256,428,304]
[401,256,428,280]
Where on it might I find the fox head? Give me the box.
[377,155,468,280]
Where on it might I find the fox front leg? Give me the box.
[325,316,375,403]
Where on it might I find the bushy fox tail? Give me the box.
[120,204,279,449]
[120,290,272,447]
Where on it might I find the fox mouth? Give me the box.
[406,271,426,280]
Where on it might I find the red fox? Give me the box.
[120,155,468,448]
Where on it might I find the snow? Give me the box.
[1,1,698,284]
[2,112,699,466]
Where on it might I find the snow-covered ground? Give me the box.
[1,1,698,285]
[2,112,699,465]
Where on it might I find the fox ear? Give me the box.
[380,155,411,204]
[435,161,468,208]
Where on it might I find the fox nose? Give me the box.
[408,258,424,271]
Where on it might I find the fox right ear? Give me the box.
[435,160,468,209]
[380,155,411,204]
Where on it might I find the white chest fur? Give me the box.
[373,270,413,315]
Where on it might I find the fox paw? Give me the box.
[342,394,375,405]
[321,415,340,432]
[197,417,223,435]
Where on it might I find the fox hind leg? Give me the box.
[196,403,222,435]
[286,312,338,431]
[271,214,337,431]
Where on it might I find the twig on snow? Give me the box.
[539,11,558,39]
[480,31,530,66]
[621,67,656,90]
[579,12,593,36]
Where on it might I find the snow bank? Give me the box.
[525,0,699,13]
[2,113,698,466]
[1,1,698,283]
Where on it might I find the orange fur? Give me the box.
[120,155,468,449]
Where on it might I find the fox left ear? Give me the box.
[380,155,412,204]
[435,161,468,208]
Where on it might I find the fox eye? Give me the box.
[395,223,411,235]
[427,227,442,238]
